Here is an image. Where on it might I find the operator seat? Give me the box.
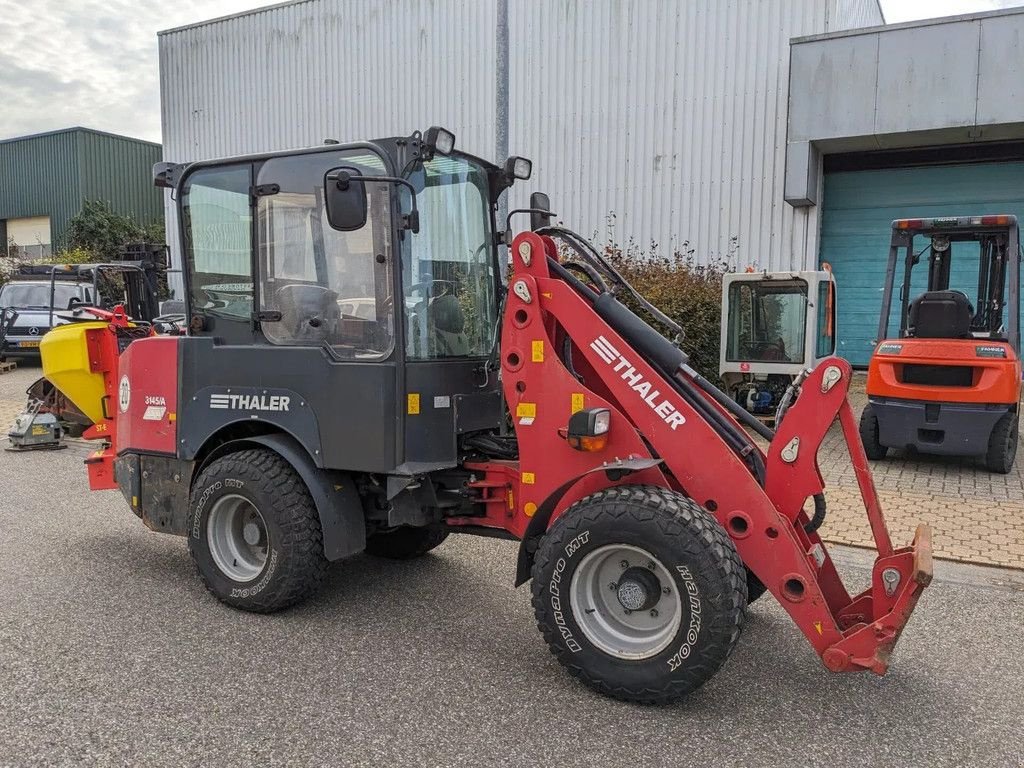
[274,284,340,344]
[427,294,470,356]
[908,290,974,339]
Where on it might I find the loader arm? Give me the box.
[458,232,930,675]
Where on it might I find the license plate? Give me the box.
[18,341,40,348]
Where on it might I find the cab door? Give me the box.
[176,148,404,473]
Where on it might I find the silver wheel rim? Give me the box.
[569,544,683,660]
[207,494,269,582]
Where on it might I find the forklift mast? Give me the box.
[878,215,1020,351]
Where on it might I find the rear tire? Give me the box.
[530,485,746,704]
[187,448,328,613]
[859,403,888,460]
[365,525,449,559]
[986,412,1019,474]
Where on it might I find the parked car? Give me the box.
[0,279,96,359]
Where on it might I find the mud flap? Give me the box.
[218,434,366,561]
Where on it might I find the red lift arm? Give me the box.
[455,232,931,675]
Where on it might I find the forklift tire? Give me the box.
[364,525,449,559]
[530,485,746,704]
[859,404,888,460]
[985,412,1019,474]
[187,448,328,614]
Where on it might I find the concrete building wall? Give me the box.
[158,0,884,298]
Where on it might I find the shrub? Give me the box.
[601,244,731,382]
[64,200,164,261]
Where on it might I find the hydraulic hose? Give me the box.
[806,494,827,533]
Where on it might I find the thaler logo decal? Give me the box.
[589,335,686,430]
[209,393,291,412]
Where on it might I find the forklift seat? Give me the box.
[908,290,974,339]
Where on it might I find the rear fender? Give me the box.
[199,433,366,561]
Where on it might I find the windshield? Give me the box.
[726,280,808,363]
[402,155,497,359]
[0,282,83,310]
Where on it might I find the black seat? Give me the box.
[908,290,974,339]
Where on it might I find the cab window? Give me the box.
[402,156,497,359]
[256,152,394,359]
[725,281,808,363]
[181,164,254,321]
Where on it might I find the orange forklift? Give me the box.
[860,215,1022,473]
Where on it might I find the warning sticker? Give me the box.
[516,402,536,426]
[571,393,585,413]
[531,340,544,362]
[407,393,420,415]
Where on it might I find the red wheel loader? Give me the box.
[40,128,931,703]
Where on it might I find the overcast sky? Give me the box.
[0,0,1021,145]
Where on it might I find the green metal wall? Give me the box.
[0,128,162,251]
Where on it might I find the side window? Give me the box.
[181,165,253,321]
[256,153,394,358]
[816,280,836,357]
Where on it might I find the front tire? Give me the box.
[986,412,1019,474]
[530,485,746,704]
[188,448,328,613]
[859,403,888,460]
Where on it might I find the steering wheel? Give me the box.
[405,279,455,301]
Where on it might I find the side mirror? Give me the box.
[324,167,369,231]
[530,192,553,232]
[67,297,84,310]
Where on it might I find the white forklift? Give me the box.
[719,268,837,424]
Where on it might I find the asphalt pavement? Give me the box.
[1,368,1023,766]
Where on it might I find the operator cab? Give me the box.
[159,128,531,474]
[719,270,836,421]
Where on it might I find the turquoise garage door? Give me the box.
[819,161,1024,366]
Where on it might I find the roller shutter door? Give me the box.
[819,161,1024,366]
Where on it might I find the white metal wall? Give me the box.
[159,0,883,296]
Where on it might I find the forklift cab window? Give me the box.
[182,165,254,322]
[256,152,394,359]
[402,156,497,359]
[725,280,808,364]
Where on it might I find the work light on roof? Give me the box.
[505,156,533,181]
[424,126,455,156]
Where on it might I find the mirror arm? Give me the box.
[329,173,420,234]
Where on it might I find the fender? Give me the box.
[514,457,663,586]
[201,433,366,561]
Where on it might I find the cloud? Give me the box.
[0,0,267,144]
[881,0,1023,22]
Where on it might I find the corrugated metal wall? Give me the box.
[78,131,164,227]
[0,128,163,250]
[159,0,884,295]
[0,131,82,249]
[830,0,885,30]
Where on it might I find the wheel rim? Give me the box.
[569,544,683,660]
[206,494,269,582]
